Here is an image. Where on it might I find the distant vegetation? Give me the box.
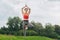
[0,17,60,39]
[0,34,54,40]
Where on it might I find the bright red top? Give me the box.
[23,14,29,20]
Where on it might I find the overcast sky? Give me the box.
[0,0,60,27]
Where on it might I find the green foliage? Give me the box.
[54,25,60,35]
[45,23,58,38]
[31,21,44,35]
[26,30,38,36]
[7,17,22,31]
[18,30,38,36]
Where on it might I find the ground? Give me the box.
[0,34,54,40]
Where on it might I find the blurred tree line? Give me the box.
[0,17,60,39]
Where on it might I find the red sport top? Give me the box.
[23,13,29,20]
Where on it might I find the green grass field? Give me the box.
[0,34,54,40]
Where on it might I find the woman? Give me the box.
[22,5,31,30]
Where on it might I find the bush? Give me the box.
[18,30,24,36]
[45,32,58,38]
[26,30,38,36]
[0,29,4,34]
[18,30,38,36]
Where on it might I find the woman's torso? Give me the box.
[23,13,29,20]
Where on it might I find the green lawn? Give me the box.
[0,34,54,40]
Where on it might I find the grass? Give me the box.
[0,34,54,40]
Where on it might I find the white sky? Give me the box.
[0,0,60,27]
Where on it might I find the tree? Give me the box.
[31,21,43,35]
[54,25,60,35]
[45,23,58,38]
[7,17,22,31]
[0,26,8,34]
